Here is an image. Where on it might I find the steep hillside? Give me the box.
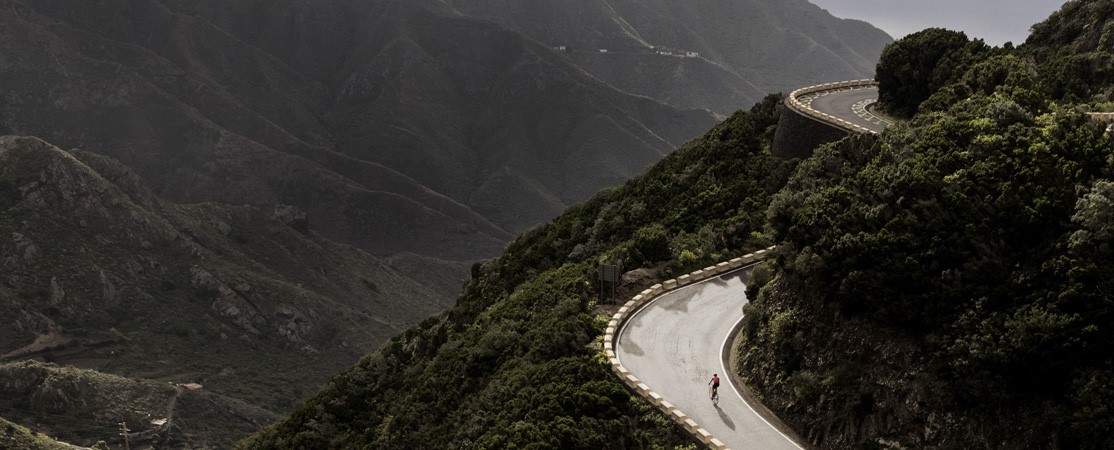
[740,1,1114,447]
[1024,0,1114,103]
[239,96,794,448]
[0,136,451,441]
[1,361,277,449]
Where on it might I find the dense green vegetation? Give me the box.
[240,96,796,448]
[740,1,1114,447]
[1027,0,1114,104]
[880,0,1114,117]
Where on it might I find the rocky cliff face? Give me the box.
[0,136,449,421]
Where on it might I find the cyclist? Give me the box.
[709,373,720,400]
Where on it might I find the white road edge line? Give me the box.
[720,313,804,450]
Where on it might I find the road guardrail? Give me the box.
[786,79,878,134]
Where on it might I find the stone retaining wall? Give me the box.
[772,79,878,159]
[771,103,850,159]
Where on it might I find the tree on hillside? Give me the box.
[875,28,988,117]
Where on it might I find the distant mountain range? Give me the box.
[0,0,889,261]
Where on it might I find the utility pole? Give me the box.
[118,422,130,450]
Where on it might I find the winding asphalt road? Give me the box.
[614,83,892,449]
[616,268,803,449]
[798,85,890,133]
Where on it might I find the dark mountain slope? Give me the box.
[0,135,449,424]
[168,0,718,229]
[316,2,716,230]
[0,0,716,252]
[0,0,514,260]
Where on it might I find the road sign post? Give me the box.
[599,263,622,301]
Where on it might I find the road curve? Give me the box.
[797,85,890,133]
[616,268,803,450]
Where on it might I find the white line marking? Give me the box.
[721,313,805,449]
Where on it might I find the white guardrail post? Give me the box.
[1088,112,1114,124]
[786,79,877,135]
[604,246,776,450]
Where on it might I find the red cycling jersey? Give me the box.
[710,375,720,386]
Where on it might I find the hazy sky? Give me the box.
[808,0,1069,46]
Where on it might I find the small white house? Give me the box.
[554,46,567,51]
[685,51,699,58]
[599,49,608,53]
